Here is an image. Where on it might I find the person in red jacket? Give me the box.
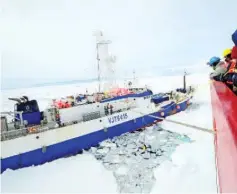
[222,46,237,91]
[231,45,237,59]
[215,30,237,93]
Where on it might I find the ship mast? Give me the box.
[183,71,187,92]
[133,69,135,83]
[93,31,115,93]
[96,42,101,92]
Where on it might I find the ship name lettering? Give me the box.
[108,113,128,124]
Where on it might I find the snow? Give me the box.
[0,73,217,193]
[1,153,117,193]
[150,73,217,194]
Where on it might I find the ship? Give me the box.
[210,29,237,194]
[211,81,237,193]
[0,32,194,173]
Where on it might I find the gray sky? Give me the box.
[1,0,237,81]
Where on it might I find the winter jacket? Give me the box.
[223,73,237,87]
[210,61,228,80]
[232,29,237,46]
[231,46,237,59]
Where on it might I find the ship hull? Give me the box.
[210,81,237,193]
[1,99,189,173]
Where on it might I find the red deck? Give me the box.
[210,81,237,193]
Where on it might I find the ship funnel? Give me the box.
[8,98,21,104]
[22,96,29,101]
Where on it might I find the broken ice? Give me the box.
[90,125,192,193]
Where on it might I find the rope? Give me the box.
[133,110,215,135]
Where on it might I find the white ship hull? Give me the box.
[1,99,190,173]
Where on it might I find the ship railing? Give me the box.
[1,106,137,141]
[1,111,25,127]
[0,123,53,141]
[1,128,28,141]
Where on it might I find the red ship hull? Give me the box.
[210,81,237,193]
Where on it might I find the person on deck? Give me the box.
[109,104,113,115]
[64,101,71,108]
[231,45,237,60]
[222,47,237,90]
[232,29,237,46]
[207,30,237,93]
[104,104,109,116]
[221,30,237,90]
[222,48,232,63]
[207,56,228,81]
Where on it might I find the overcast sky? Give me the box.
[1,0,237,81]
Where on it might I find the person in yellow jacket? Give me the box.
[222,48,237,92]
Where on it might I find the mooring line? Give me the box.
[133,110,215,135]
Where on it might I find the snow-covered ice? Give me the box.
[0,153,117,193]
[150,73,217,194]
[0,73,217,193]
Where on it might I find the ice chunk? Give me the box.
[126,143,137,150]
[142,152,151,159]
[100,140,116,148]
[115,165,129,176]
[90,147,97,154]
[103,163,121,171]
[96,147,110,155]
[103,153,125,164]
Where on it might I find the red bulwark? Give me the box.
[210,81,237,193]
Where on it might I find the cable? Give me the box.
[132,110,215,135]
[116,94,215,134]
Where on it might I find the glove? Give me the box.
[212,74,224,81]
[232,74,237,87]
[223,73,237,85]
